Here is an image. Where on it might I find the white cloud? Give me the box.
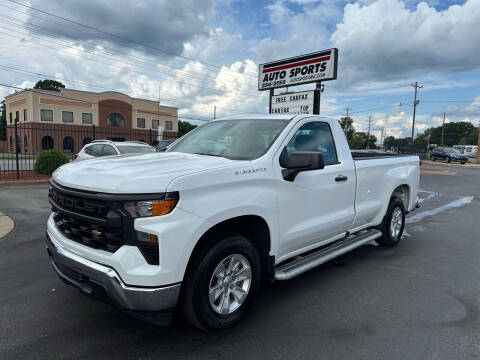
[331,0,480,87]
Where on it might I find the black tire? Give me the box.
[375,197,405,247]
[461,162,466,164]
[447,157,451,163]
[181,235,261,331]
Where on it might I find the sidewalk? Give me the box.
[0,179,50,188]
[0,211,14,239]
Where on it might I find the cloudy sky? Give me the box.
[1,0,480,139]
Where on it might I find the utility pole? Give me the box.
[343,107,351,132]
[213,106,216,120]
[380,128,385,147]
[411,82,423,141]
[441,112,446,147]
[477,119,480,163]
[366,115,373,149]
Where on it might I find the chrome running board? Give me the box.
[275,229,382,280]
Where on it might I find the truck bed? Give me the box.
[351,150,412,160]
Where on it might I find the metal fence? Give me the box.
[0,121,177,181]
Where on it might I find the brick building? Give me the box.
[4,88,178,153]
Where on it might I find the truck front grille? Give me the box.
[48,181,159,265]
[53,213,123,253]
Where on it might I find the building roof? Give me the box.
[215,114,329,121]
[5,88,176,109]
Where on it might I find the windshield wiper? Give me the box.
[193,152,225,158]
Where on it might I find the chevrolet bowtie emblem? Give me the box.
[91,229,102,236]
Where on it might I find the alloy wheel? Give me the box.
[208,254,252,315]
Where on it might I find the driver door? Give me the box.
[275,120,356,257]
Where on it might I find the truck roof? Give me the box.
[215,114,330,122]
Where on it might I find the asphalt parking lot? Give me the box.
[1,164,479,359]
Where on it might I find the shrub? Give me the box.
[34,149,69,175]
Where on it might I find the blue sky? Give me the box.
[1,0,480,140]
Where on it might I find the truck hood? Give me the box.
[53,152,242,193]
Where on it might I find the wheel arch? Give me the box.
[183,215,274,283]
[391,184,410,210]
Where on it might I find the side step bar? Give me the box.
[275,229,382,280]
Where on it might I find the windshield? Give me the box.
[445,148,461,154]
[167,119,290,160]
[116,145,156,154]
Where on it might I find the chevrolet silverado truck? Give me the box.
[46,115,420,330]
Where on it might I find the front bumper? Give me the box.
[46,231,181,324]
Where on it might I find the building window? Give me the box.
[82,113,93,125]
[41,136,54,150]
[24,109,27,122]
[152,119,159,129]
[83,137,93,146]
[24,136,28,152]
[107,113,125,126]
[137,118,145,128]
[166,120,173,131]
[9,112,12,124]
[62,111,74,123]
[63,136,74,153]
[40,109,53,122]
[15,111,19,123]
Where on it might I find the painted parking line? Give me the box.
[406,196,474,224]
[417,189,439,204]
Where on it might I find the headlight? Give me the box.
[124,192,179,218]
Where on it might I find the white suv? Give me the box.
[76,140,156,160]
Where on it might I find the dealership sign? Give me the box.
[258,48,338,91]
[271,90,317,115]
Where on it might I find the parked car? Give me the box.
[75,140,156,160]
[464,145,478,158]
[46,115,420,330]
[430,147,468,163]
[155,139,175,151]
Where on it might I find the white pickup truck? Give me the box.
[46,115,420,330]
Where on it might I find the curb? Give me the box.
[0,180,50,189]
[0,211,15,239]
[422,160,480,169]
[421,168,456,176]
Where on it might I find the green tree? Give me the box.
[458,129,479,145]
[429,121,475,146]
[338,116,355,142]
[178,120,197,137]
[0,100,6,141]
[384,136,396,150]
[33,79,65,92]
[349,132,377,150]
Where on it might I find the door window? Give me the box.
[85,144,104,156]
[103,145,117,156]
[286,122,338,165]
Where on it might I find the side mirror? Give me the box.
[279,148,324,181]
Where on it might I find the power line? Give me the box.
[0,29,263,103]
[0,22,262,98]
[6,0,258,80]
[0,65,263,116]
[0,9,258,86]
[0,82,212,123]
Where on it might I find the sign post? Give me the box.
[259,48,338,115]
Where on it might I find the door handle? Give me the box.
[335,175,348,182]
